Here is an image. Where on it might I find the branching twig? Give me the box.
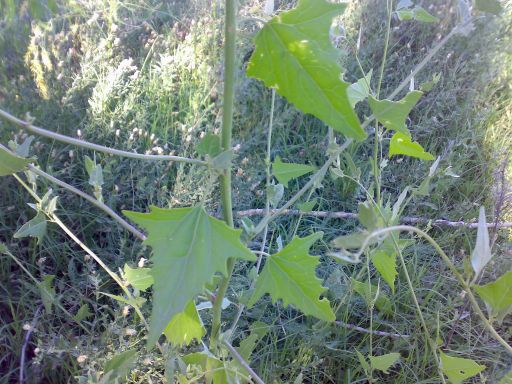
[223,339,266,384]
[335,320,409,339]
[237,209,512,229]
[0,108,206,165]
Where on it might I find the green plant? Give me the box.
[0,0,510,383]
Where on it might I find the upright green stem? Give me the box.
[210,0,237,347]
[373,0,393,206]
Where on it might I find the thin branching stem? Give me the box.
[0,108,206,165]
[223,339,266,384]
[28,165,146,241]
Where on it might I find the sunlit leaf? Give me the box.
[14,211,47,244]
[371,250,398,293]
[471,206,492,278]
[369,91,423,134]
[249,232,335,321]
[272,156,315,187]
[124,206,255,346]
[163,301,205,346]
[499,369,512,384]
[474,271,512,318]
[475,0,503,15]
[247,0,366,140]
[123,264,154,291]
[196,133,222,157]
[440,352,485,384]
[389,132,435,161]
[332,231,373,250]
[0,145,32,176]
[39,275,55,314]
[369,352,401,374]
[347,69,372,108]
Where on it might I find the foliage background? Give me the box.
[0,0,511,382]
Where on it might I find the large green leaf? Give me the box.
[474,271,512,318]
[0,145,32,176]
[247,0,366,141]
[369,91,423,134]
[272,156,315,187]
[440,352,485,384]
[389,132,434,160]
[249,232,335,321]
[163,301,205,346]
[124,206,255,346]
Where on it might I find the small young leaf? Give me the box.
[272,156,315,188]
[210,150,234,173]
[356,349,370,374]
[369,352,401,374]
[298,198,318,212]
[104,349,138,382]
[396,9,415,20]
[371,250,398,293]
[332,231,373,250]
[14,211,47,244]
[123,264,154,291]
[183,352,228,383]
[347,69,373,108]
[247,0,366,141]
[369,91,423,134]
[196,133,222,157]
[39,275,55,314]
[0,145,32,176]
[475,0,503,15]
[474,271,512,318]
[389,132,435,161]
[351,278,392,314]
[420,73,441,92]
[440,352,485,384]
[249,232,335,322]
[73,304,92,322]
[471,206,492,278]
[268,183,285,207]
[9,136,35,158]
[163,301,205,346]
[412,6,439,23]
[238,321,269,362]
[124,206,255,347]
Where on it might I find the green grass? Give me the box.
[1,0,511,383]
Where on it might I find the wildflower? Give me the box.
[122,306,130,317]
[77,355,87,363]
[23,323,32,331]
[233,143,241,152]
[138,258,146,268]
[125,328,136,336]
[115,129,120,138]
[77,129,82,138]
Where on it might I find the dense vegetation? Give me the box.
[0,0,511,383]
